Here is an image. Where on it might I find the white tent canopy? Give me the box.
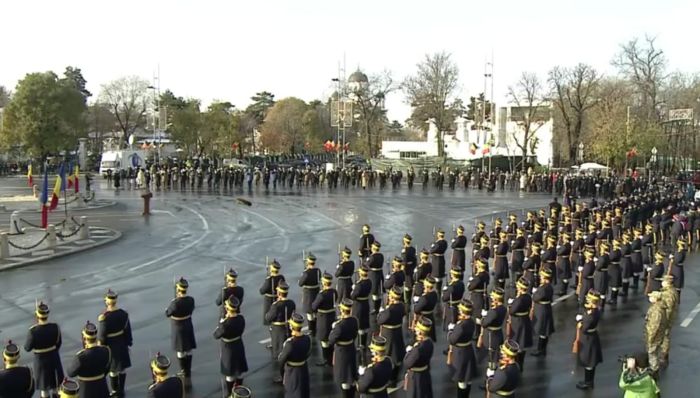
[579,162,609,171]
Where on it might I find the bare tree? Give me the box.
[403,52,461,158]
[508,72,547,171]
[351,71,395,157]
[99,76,149,148]
[548,63,600,164]
[612,36,667,120]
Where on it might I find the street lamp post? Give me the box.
[147,83,160,164]
[651,146,658,179]
[578,142,584,165]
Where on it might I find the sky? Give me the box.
[2,0,699,124]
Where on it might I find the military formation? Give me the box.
[0,181,693,397]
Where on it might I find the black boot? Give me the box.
[118,373,126,397]
[183,355,193,389]
[516,352,526,372]
[309,319,317,336]
[563,281,569,295]
[372,300,381,314]
[621,282,629,297]
[531,337,545,357]
[316,346,330,366]
[236,378,244,386]
[576,368,594,390]
[457,386,468,398]
[343,386,356,398]
[633,275,640,289]
[225,379,235,396]
[177,357,187,376]
[109,375,119,397]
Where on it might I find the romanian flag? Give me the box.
[469,143,477,155]
[74,165,80,193]
[40,167,49,228]
[67,162,74,189]
[49,163,64,211]
[27,164,33,187]
[482,143,491,155]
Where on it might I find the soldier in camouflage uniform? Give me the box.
[659,275,679,368]
[644,291,668,375]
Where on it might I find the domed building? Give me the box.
[347,69,369,93]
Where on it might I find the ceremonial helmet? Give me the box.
[458,299,473,314]
[150,353,171,376]
[341,247,352,258]
[232,386,252,398]
[276,281,290,294]
[82,321,98,341]
[539,267,553,280]
[224,296,240,313]
[35,301,50,320]
[403,234,412,243]
[358,264,369,277]
[176,277,189,293]
[59,379,80,398]
[585,290,601,307]
[415,317,433,334]
[322,272,333,285]
[2,341,19,363]
[226,269,238,282]
[500,339,520,359]
[306,253,317,264]
[339,298,354,311]
[104,289,118,304]
[516,277,529,291]
[289,313,305,330]
[437,229,446,238]
[490,287,505,301]
[369,335,388,353]
[389,286,403,301]
[423,276,437,289]
[362,224,371,234]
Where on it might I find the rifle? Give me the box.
[644,264,653,296]
[666,256,675,276]
[505,306,512,339]
[576,267,583,296]
[476,325,485,348]
[572,321,581,353]
[446,344,453,365]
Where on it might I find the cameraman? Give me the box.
[619,352,660,398]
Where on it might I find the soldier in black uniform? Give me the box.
[541,235,557,286]
[531,266,555,357]
[0,340,34,398]
[98,289,132,397]
[556,231,573,296]
[24,301,64,398]
[299,253,322,336]
[413,276,439,342]
[578,249,596,311]
[335,247,354,302]
[631,228,644,290]
[384,256,406,294]
[279,313,312,398]
[376,287,405,386]
[67,321,111,398]
[216,269,244,318]
[646,252,666,295]
[357,335,393,398]
[575,291,603,390]
[510,228,527,289]
[404,317,434,398]
[447,299,477,398]
[362,242,384,315]
[59,379,79,398]
[401,234,418,302]
[508,278,533,371]
[493,232,510,290]
[165,277,196,387]
[442,266,465,335]
[312,272,338,366]
[593,242,610,303]
[619,232,633,297]
[471,221,487,263]
[329,298,359,397]
[266,281,296,382]
[479,288,506,374]
[412,249,432,300]
[486,340,520,398]
[358,224,376,261]
[260,260,286,326]
[468,258,489,338]
[213,296,248,395]
[522,243,541,288]
[450,226,467,274]
[148,353,184,398]
[351,266,372,350]
[607,239,623,305]
[430,229,447,291]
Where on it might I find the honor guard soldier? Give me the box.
[0,340,35,398]
[350,265,372,350]
[335,247,355,302]
[260,259,286,326]
[574,290,603,390]
[447,299,477,398]
[217,269,244,318]
[669,239,686,298]
[531,266,555,357]
[165,277,196,387]
[645,252,666,295]
[493,232,510,290]
[59,379,79,398]
[413,276,439,342]
[312,272,338,366]
[24,301,64,398]
[479,288,506,373]
[358,224,376,261]
[384,256,406,293]
[450,226,467,273]
[607,239,623,305]
[98,289,132,397]
[542,235,557,285]
[631,228,644,290]
[468,258,490,337]
[265,281,296,382]
[571,229,585,283]
[522,243,541,287]
[530,222,544,246]
[299,253,322,336]
[510,228,527,285]
[486,340,520,398]
[401,234,418,298]
[404,318,434,398]
[619,232,633,297]
[556,232,573,296]
[148,353,184,398]
[376,287,405,386]
[67,321,111,398]
[577,249,596,311]
[506,214,518,242]
[490,218,504,247]
[442,266,465,334]
[213,296,248,395]
[364,242,385,314]
[593,242,610,303]
[477,235,491,265]
[471,221,486,260]
[357,335,393,398]
[329,298,359,398]
[279,313,312,398]
[508,278,533,371]
[411,249,432,302]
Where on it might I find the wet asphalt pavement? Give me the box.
[0,176,697,397]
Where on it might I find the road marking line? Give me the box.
[150,209,175,217]
[680,301,700,327]
[259,326,308,344]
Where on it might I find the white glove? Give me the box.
[486,369,495,377]
[358,366,366,375]
[468,276,474,282]
[576,314,583,322]
[481,309,488,317]
[528,235,532,239]
[219,318,225,324]
[385,274,390,280]
[442,285,448,291]
[476,318,482,325]
[669,254,674,259]
[578,266,583,272]
[493,245,498,249]
[594,257,598,262]
[473,250,478,254]
[511,241,515,245]
[448,323,455,331]
[413,296,419,303]
[584,235,588,239]
[507,298,514,305]
[524,257,529,261]
[532,287,538,293]
[379,307,385,313]
[405,345,413,353]
[557,245,561,249]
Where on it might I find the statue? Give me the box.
[426,118,438,144]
